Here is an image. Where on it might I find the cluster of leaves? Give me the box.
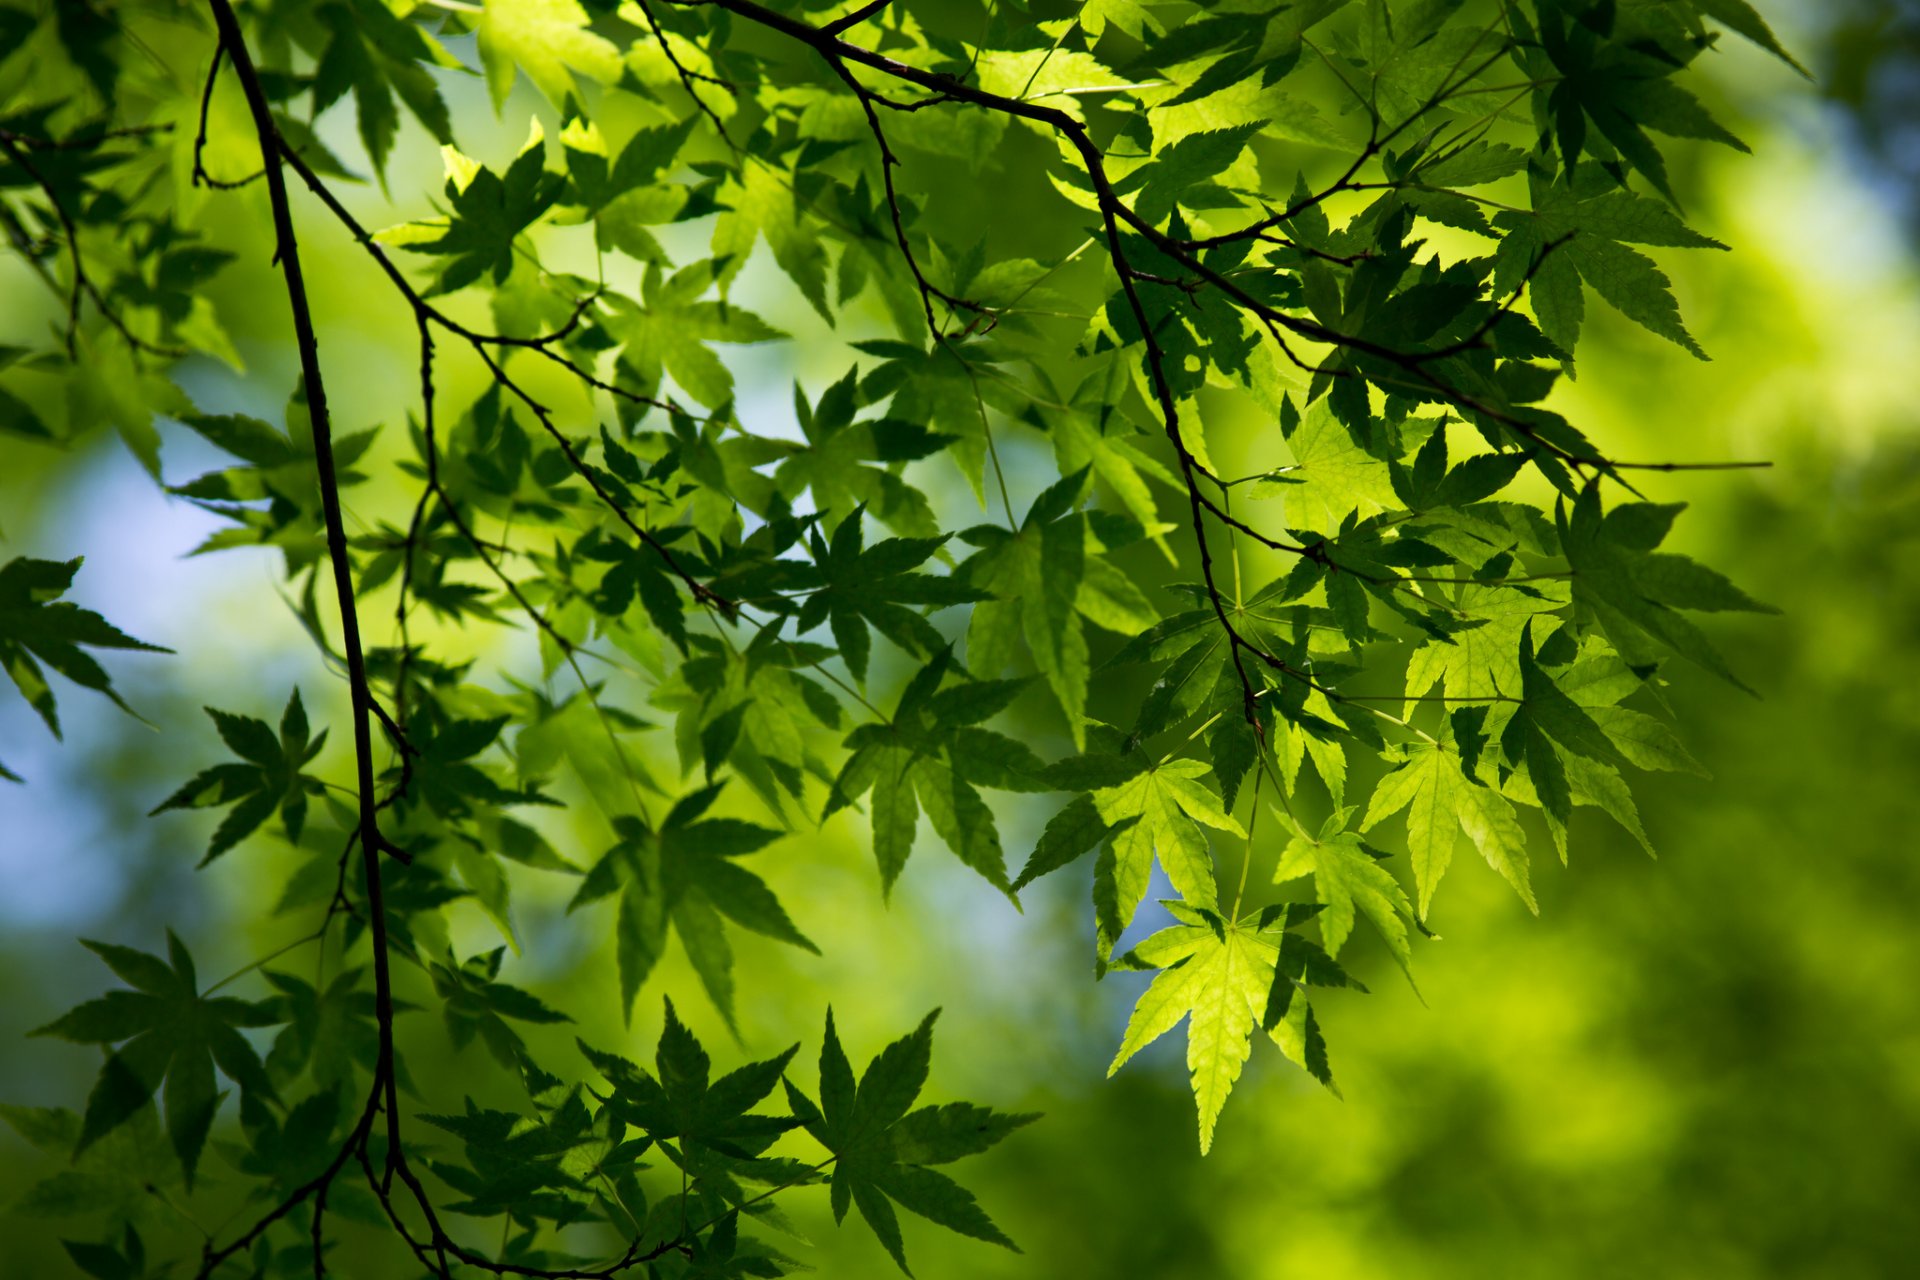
[0,0,1792,1273]
[25,930,1020,1278]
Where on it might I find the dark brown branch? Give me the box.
[631,0,736,146]
[824,53,985,338]
[195,7,409,1275]
[191,46,263,190]
[822,0,894,37]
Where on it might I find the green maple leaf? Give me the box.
[0,0,1799,1208]
[419,1092,597,1224]
[167,384,379,574]
[150,689,327,865]
[1558,482,1776,691]
[579,998,800,1181]
[60,1225,149,1280]
[1289,508,1479,650]
[959,469,1094,747]
[1385,419,1536,518]
[0,555,168,777]
[474,0,622,110]
[1584,703,1706,777]
[263,967,387,1092]
[607,259,786,410]
[227,1086,345,1198]
[1457,628,1685,859]
[1699,0,1811,75]
[32,933,281,1186]
[1480,622,1634,832]
[561,115,696,263]
[826,653,1040,896]
[1250,398,1399,536]
[713,161,831,321]
[584,517,692,656]
[1270,809,1416,976]
[1091,755,1242,956]
[570,785,815,1026]
[0,1102,178,1225]
[1049,409,1181,557]
[1496,166,1728,358]
[310,0,456,177]
[1113,121,1264,225]
[773,368,950,539]
[795,509,986,683]
[1106,573,1341,763]
[787,1010,1033,1274]
[1079,0,1162,40]
[1414,141,1531,189]
[1013,791,1109,891]
[678,1208,804,1280]
[390,700,552,821]
[1109,903,1348,1152]
[1524,5,1745,204]
[430,948,572,1076]
[1404,573,1570,706]
[408,131,565,294]
[1362,738,1534,918]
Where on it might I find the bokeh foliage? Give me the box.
[2,0,1916,1277]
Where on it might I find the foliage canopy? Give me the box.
[0,0,1791,1274]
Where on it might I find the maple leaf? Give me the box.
[1250,397,1399,536]
[1270,809,1417,976]
[607,259,786,410]
[1112,122,1265,226]
[0,0,1801,1233]
[166,383,379,574]
[826,653,1040,897]
[310,0,456,176]
[31,934,281,1186]
[262,967,388,1093]
[406,128,565,294]
[429,948,572,1077]
[474,0,621,111]
[772,368,950,539]
[796,509,985,683]
[150,689,327,865]
[0,1102,178,1225]
[786,1010,1034,1273]
[226,1086,347,1200]
[419,1092,598,1224]
[959,469,1095,747]
[1559,482,1776,690]
[713,162,831,321]
[1494,166,1729,358]
[1110,903,1351,1152]
[579,998,800,1181]
[1362,738,1534,918]
[570,785,815,1026]
[1090,755,1243,956]
[0,555,167,778]
[1520,3,1749,205]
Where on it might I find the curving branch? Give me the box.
[189,5,753,1274]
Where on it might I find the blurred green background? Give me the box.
[3,2,1918,1277]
